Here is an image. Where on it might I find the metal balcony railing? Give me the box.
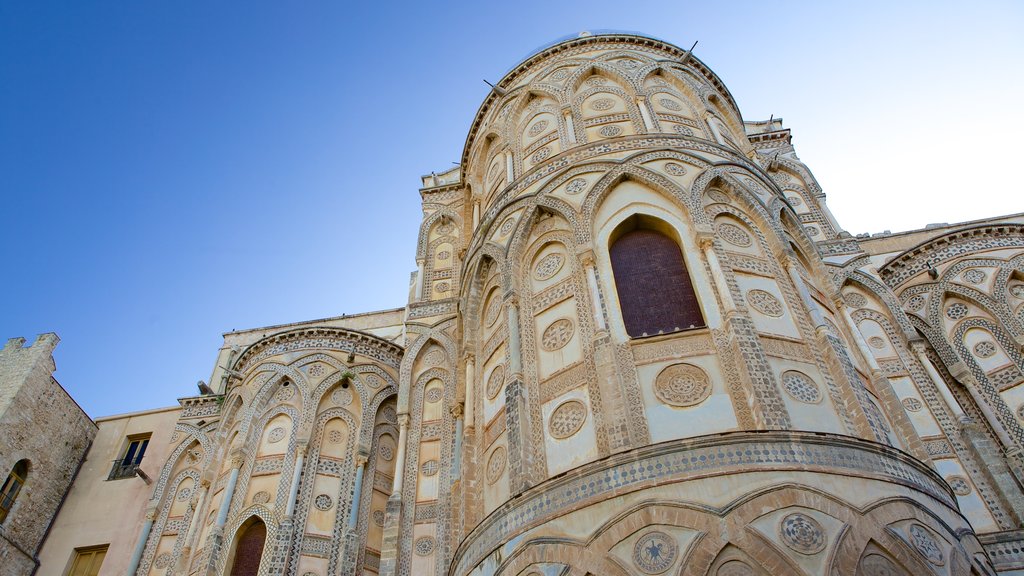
[108,460,141,480]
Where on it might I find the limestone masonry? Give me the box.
[6,33,1024,575]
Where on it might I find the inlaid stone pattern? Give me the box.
[372,509,385,527]
[654,363,712,407]
[599,125,622,137]
[747,289,784,317]
[1011,284,1024,299]
[499,217,517,236]
[380,444,394,461]
[382,405,397,423]
[718,223,752,247]
[331,387,353,406]
[486,365,505,400]
[844,292,867,308]
[565,178,588,195]
[527,119,548,137]
[672,124,694,136]
[425,387,443,403]
[268,427,287,444]
[781,371,822,404]
[908,523,944,565]
[532,147,551,163]
[973,341,996,358]
[868,336,887,349]
[414,536,436,556]
[664,162,687,176]
[590,98,614,111]
[633,530,678,574]
[541,318,575,351]
[779,512,826,555]
[946,303,968,320]
[906,295,925,312]
[177,487,192,501]
[548,400,587,439]
[154,553,173,569]
[946,475,971,496]
[659,98,683,111]
[717,560,754,576]
[275,385,295,403]
[901,397,923,412]
[963,269,986,284]
[484,293,502,326]
[314,494,333,511]
[486,446,506,484]
[533,253,565,281]
[253,491,271,504]
[307,363,325,378]
[328,430,343,444]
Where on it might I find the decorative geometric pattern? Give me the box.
[1018,404,1024,422]
[364,374,382,388]
[632,530,678,574]
[531,147,551,163]
[664,162,687,176]
[486,365,505,400]
[307,363,325,377]
[424,349,445,366]
[499,217,516,236]
[786,194,804,207]
[435,281,450,293]
[654,363,712,407]
[548,400,587,439]
[484,292,502,327]
[946,303,968,320]
[540,318,575,351]
[844,292,867,308]
[154,553,173,569]
[659,98,683,111]
[533,253,565,281]
[807,226,820,237]
[906,295,925,311]
[599,125,622,137]
[331,387,352,406]
[372,509,385,527]
[779,512,826,555]
[717,560,754,576]
[268,427,286,444]
[275,385,294,402]
[590,98,614,111]
[901,397,923,412]
[963,269,986,284]
[1011,284,1024,299]
[908,523,944,565]
[436,250,450,260]
[177,487,192,501]
[327,429,343,444]
[565,178,588,195]
[486,446,506,484]
[946,475,971,496]
[868,336,887,349]
[527,120,548,137]
[747,289,784,317]
[421,459,439,476]
[380,443,394,461]
[718,223,752,247]
[414,536,435,556]
[382,406,397,423]
[781,371,822,404]
[672,124,694,135]
[253,491,271,504]
[425,387,443,404]
[314,494,333,511]
[973,341,997,358]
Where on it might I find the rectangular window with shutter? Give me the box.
[67,545,108,576]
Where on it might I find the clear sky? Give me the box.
[2,1,1021,417]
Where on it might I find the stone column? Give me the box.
[391,414,410,496]
[910,340,967,421]
[451,403,464,481]
[505,150,514,183]
[949,362,1017,451]
[563,110,577,144]
[504,296,533,492]
[349,455,367,530]
[464,354,475,432]
[580,252,606,330]
[126,506,158,575]
[698,233,736,315]
[472,200,480,231]
[636,95,655,132]
[414,258,425,300]
[204,452,245,576]
[177,478,210,572]
[285,442,307,518]
[506,298,523,377]
[379,415,410,576]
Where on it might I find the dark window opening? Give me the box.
[230,520,267,576]
[0,459,28,524]
[108,434,150,480]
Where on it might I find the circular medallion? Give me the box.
[718,223,752,247]
[868,336,887,349]
[372,509,385,527]
[779,512,826,555]
[946,475,971,496]
[659,98,683,111]
[946,303,968,320]
[781,370,822,404]
[275,385,294,402]
[307,363,325,377]
[328,429,344,444]
[177,487,192,501]
[154,553,173,569]
[527,119,548,137]
[908,523,944,565]
[844,292,868,308]
[414,536,435,556]
[654,363,712,407]
[484,291,502,326]
[617,59,642,70]
[860,554,901,576]
[672,124,694,136]
[807,226,821,237]
[436,249,451,260]
[314,494,333,511]
[633,530,678,574]
[707,189,730,203]
[499,216,516,236]
[268,427,286,444]
[533,252,565,281]
[425,386,443,403]
[364,374,382,388]
[747,289,784,317]
[420,459,439,476]
[599,125,622,137]
[550,69,570,81]
[973,341,996,358]
[717,561,754,576]
[485,365,505,400]
[1011,284,1024,299]
[541,318,575,351]
[252,491,271,504]
[786,194,804,207]
[437,220,454,235]
[380,443,394,461]
[486,446,506,484]
[963,269,986,284]
[424,349,445,366]
[331,387,353,406]
[902,397,923,412]
[531,147,551,163]
[382,406,397,423]
[548,400,587,439]
[584,76,607,87]
[590,97,614,111]
[565,177,588,195]
[664,162,687,176]
[906,295,925,312]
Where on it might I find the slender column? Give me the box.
[838,303,883,374]
[472,200,480,231]
[414,258,425,300]
[216,453,245,528]
[698,234,736,314]
[563,111,577,144]
[949,362,1016,450]
[464,354,475,431]
[581,254,606,330]
[507,298,522,376]
[391,415,411,495]
[451,404,465,481]
[910,341,967,420]
[178,479,210,571]
[126,506,158,575]
[784,259,826,330]
[285,443,307,518]
[505,150,514,183]
[636,96,655,132]
[348,455,368,530]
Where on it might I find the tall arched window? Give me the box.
[229,519,267,576]
[610,218,704,337]
[0,460,28,524]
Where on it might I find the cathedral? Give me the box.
[3,32,1024,576]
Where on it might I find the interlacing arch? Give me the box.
[218,508,277,576]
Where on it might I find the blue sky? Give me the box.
[2,1,1022,417]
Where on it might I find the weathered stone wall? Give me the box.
[0,334,96,576]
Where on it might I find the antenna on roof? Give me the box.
[681,40,698,64]
[483,79,506,96]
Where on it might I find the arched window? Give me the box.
[229,519,267,576]
[0,460,28,524]
[610,218,705,337]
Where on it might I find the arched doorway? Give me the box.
[229,519,266,576]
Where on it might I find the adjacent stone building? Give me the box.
[13,32,1024,575]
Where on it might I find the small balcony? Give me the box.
[107,460,141,480]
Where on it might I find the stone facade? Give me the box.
[0,334,95,576]
[21,33,1024,575]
